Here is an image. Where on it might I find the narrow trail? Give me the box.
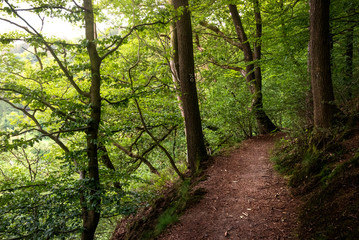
[158,134,299,240]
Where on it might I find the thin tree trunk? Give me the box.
[229,4,277,134]
[252,0,278,133]
[112,141,161,176]
[99,144,122,189]
[82,0,101,239]
[172,0,208,174]
[309,0,336,129]
[344,24,354,98]
[133,98,185,180]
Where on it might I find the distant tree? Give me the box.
[200,2,278,134]
[229,2,277,134]
[331,1,359,100]
[344,24,354,98]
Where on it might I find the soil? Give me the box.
[157,133,300,240]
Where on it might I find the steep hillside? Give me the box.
[273,127,359,239]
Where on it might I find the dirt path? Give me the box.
[158,134,299,240]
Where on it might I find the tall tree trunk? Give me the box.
[252,0,278,134]
[309,0,336,129]
[172,0,208,174]
[82,0,101,239]
[229,4,277,134]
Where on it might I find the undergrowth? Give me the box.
[111,176,207,240]
[150,179,190,238]
[272,126,359,239]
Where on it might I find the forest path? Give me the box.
[158,133,299,240]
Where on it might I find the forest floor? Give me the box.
[157,133,300,240]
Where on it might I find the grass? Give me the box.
[153,207,179,236]
[138,178,206,240]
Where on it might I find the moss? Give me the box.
[132,178,206,240]
[272,128,359,239]
[299,165,359,239]
[153,207,178,236]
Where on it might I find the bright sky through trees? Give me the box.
[0,11,82,38]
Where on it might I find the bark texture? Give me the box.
[82,0,101,239]
[344,24,354,98]
[169,21,185,118]
[172,0,208,174]
[309,0,336,129]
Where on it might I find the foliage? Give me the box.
[0,0,185,238]
[0,0,358,238]
[199,68,255,146]
[331,0,359,102]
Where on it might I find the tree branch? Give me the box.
[0,86,78,123]
[209,59,246,78]
[133,98,184,179]
[100,20,171,60]
[199,21,243,50]
[111,141,160,175]
[98,144,122,189]
[3,0,89,98]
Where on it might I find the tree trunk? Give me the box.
[309,0,336,129]
[82,0,101,239]
[229,4,277,134]
[172,0,208,174]
[344,24,354,98]
[169,20,185,118]
[99,144,122,189]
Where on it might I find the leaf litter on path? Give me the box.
[158,133,300,240]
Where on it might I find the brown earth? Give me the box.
[157,133,300,240]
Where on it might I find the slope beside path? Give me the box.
[158,133,299,240]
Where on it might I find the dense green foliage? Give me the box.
[0,0,358,239]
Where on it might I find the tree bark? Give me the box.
[82,0,101,239]
[112,141,160,176]
[229,4,277,134]
[169,20,185,118]
[172,0,208,174]
[344,24,354,98]
[98,144,122,189]
[309,0,336,129]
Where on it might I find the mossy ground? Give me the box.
[272,127,359,239]
[111,175,207,240]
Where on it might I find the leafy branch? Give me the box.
[3,0,90,98]
[199,20,243,50]
[100,19,172,60]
